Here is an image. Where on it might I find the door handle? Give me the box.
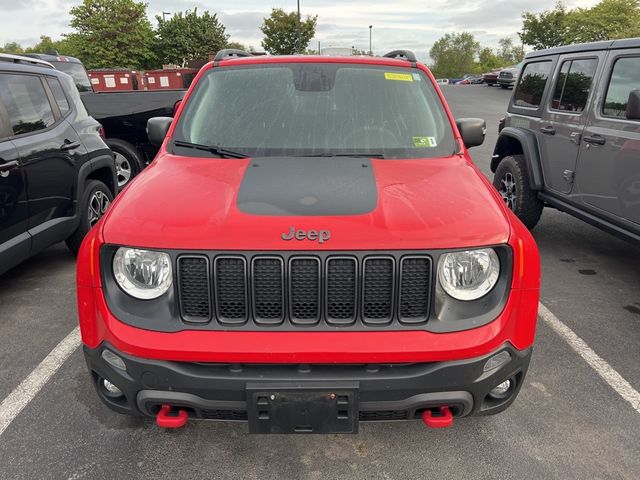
[540,126,556,135]
[0,159,19,177]
[583,135,606,146]
[60,140,81,151]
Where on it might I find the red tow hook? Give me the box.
[156,404,189,429]
[422,406,454,428]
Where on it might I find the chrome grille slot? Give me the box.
[362,256,395,324]
[214,256,248,324]
[289,257,321,324]
[177,256,211,322]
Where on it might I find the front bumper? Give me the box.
[85,342,532,426]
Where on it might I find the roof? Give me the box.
[526,37,640,59]
[0,53,72,79]
[0,53,54,69]
[22,53,84,64]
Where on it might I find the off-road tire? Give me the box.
[66,180,113,254]
[107,138,145,191]
[493,155,543,229]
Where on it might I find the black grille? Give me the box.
[177,256,211,322]
[362,257,394,324]
[359,410,410,421]
[199,409,248,421]
[289,257,321,324]
[177,252,433,329]
[252,257,284,324]
[214,257,247,324]
[399,257,432,324]
[326,257,357,324]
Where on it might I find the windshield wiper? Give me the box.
[303,152,386,158]
[173,140,248,159]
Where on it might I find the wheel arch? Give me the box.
[491,127,544,190]
[76,154,118,219]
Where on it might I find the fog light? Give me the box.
[102,379,123,397]
[489,379,512,399]
[101,349,126,371]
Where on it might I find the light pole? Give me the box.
[297,1,301,54]
[369,25,373,56]
[162,11,171,21]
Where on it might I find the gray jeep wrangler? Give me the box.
[491,39,640,244]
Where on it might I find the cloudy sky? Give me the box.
[0,0,598,61]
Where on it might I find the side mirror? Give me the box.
[147,117,173,146]
[626,90,640,120]
[172,99,182,117]
[456,118,486,148]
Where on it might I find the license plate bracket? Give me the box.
[247,383,359,434]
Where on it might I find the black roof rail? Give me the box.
[383,50,417,62]
[214,49,253,61]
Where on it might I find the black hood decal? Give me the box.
[237,157,378,216]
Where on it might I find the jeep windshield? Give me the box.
[172,62,456,159]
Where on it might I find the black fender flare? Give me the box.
[73,153,117,228]
[491,127,544,190]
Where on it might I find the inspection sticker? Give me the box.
[413,136,438,147]
[385,72,413,82]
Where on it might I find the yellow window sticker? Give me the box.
[413,136,438,147]
[384,72,413,82]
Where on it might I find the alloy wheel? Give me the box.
[88,190,110,227]
[499,172,517,210]
[114,152,132,188]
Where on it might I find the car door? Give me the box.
[0,72,82,241]
[575,51,640,225]
[0,87,31,271]
[537,53,602,194]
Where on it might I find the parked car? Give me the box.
[497,62,523,89]
[0,54,116,274]
[77,49,540,432]
[436,78,450,85]
[491,38,640,244]
[483,69,501,86]
[456,75,483,85]
[24,53,186,189]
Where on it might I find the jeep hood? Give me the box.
[102,154,511,250]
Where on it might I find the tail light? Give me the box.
[98,125,106,140]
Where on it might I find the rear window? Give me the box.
[603,56,640,118]
[46,77,70,115]
[173,63,456,159]
[0,73,55,136]
[550,58,598,113]
[513,61,553,108]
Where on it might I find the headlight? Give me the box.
[438,248,500,301]
[113,247,172,299]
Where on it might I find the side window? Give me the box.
[46,77,71,116]
[603,56,640,118]
[513,61,553,108]
[0,74,55,136]
[550,58,598,113]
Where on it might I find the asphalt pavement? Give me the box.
[0,84,638,480]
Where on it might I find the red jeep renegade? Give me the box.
[77,50,540,433]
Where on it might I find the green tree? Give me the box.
[260,8,318,55]
[23,35,81,57]
[565,0,640,43]
[225,41,247,51]
[519,2,570,50]
[478,47,501,72]
[155,9,229,66]
[64,0,156,69]
[429,32,480,78]
[497,37,525,65]
[0,42,24,54]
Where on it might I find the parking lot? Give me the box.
[0,84,639,480]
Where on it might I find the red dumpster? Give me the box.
[88,69,140,92]
[144,68,198,90]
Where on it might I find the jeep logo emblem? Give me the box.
[281,227,331,244]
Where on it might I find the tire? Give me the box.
[107,139,145,191]
[493,155,543,229]
[66,180,113,254]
